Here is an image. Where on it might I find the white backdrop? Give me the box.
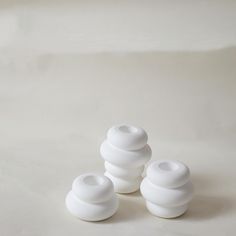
[1,0,236,52]
[0,1,236,236]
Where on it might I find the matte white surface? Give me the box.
[0,1,236,235]
[71,174,114,203]
[101,140,151,168]
[107,125,148,150]
[1,0,236,52]
[141,178,193,207]
[146,160,190,188]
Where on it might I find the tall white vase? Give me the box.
[100,124,152,193]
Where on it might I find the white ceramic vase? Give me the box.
[140,160,193,218]
[65,173,119,221]
[100,124,152,193]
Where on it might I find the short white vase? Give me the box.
[140,160,193,218]
[100,124,152,193]
[65,173,119,221]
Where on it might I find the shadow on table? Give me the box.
[181,194,235,221]
[94,174,235,224]
[180,173,235,221]
[95,190,148,224]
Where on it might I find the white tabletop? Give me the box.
[0,1,236,236]
[1,50,235,236]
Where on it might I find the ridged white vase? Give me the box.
[100,124,152,193]
[141,160,193,218]
[65,173,119,221]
